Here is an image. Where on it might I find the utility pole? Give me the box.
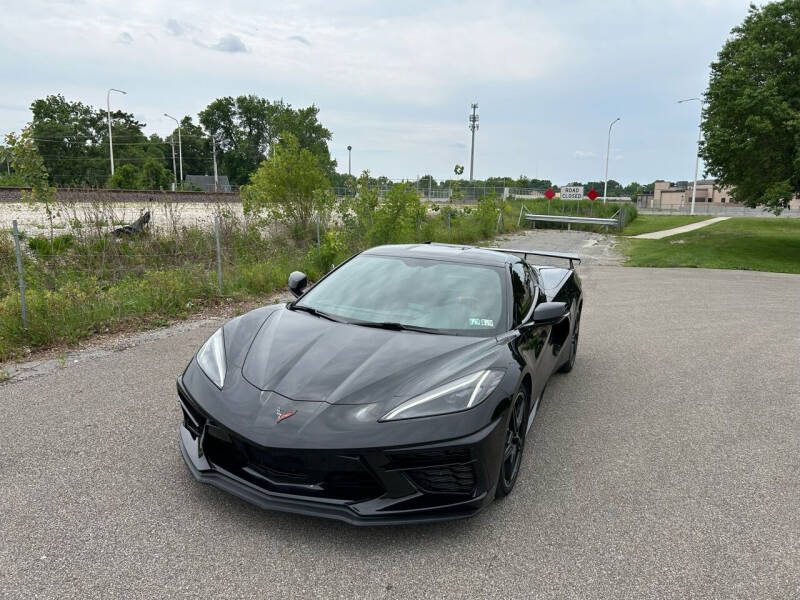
[164,113,183,186]
[212,136,219,192]
[106,88,126,175]
[603,117,621,204]
[678,97,704,215]
[347,145,352,176]
[170,135,177,190]
[468,103,479,181]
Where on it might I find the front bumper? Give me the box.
[178,382,507,526]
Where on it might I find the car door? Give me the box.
[528,263,562,379]
[510,262,549,404]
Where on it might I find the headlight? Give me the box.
[380,369,504,422]
[196,327,226,388]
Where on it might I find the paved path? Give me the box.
[2,267,799,599]
[494,229,624,266]
[630,216,730,239]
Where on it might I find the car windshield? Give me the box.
[296,254,506,336]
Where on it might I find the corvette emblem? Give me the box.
[276,408,297,423]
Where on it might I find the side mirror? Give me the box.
[530,302,568,325]
[288,271,308,298]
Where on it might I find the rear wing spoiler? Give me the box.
[483,248,581,269]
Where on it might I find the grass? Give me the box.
[0,238,314,361]
[0,194,533,361]
[621,214,712,236]
[621,218,800,274]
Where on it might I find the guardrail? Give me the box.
[524,213,622,231]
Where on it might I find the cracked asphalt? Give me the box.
[1,265,799,599]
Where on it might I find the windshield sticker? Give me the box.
[469,318,494,327]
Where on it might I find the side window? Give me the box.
[510,262,532,325]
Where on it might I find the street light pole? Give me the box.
[347,145,352,176]
[164,113,183,186]
[678,97,703,215]
[170,135,177,189]
[106,88,126,176]
[212,136,219,192]
[602,117,620,204]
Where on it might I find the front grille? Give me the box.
[202,427,384,503]
[384,447,472,470]
[406,464,476,495]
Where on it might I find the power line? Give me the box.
[24,135,214,144]
[34,155,217,162]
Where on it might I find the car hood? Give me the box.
[240,307,500,405]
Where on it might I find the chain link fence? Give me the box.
[0,191,638,362]
[0,194,512,360]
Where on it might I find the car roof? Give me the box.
[362,243,521,267]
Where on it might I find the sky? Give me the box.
[0,0,755,186]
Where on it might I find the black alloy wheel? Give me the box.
[496,387,529,498]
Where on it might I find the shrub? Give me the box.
[241,133,334,241]
[369,184,426,246]
[28,233,74,255]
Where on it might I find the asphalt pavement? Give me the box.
[2,260,799,598]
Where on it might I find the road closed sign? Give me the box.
[561,186,584,200]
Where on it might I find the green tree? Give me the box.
[701,0,800,212]
[370,184,426,245]
[272,105,335,173]
[29,95,106,186]
[240,133,334,239]
[623,181,643,200]
[106,164,140,189]
[165,117,213,179]
[567,180,623,197]
[106,111,152,172]
[338,170,380,247]
[418,174,437,193]
[4,128,57,242]
[475,193,502,236]
[199,95,333,185]
[0,143,25,185]
[138,157,173,190]
[528,178,554,190]
[28,94,163,187]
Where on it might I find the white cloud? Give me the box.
[0,0,752,182]
[288,35,311,47]
[165,18,184,36]
[210,33,248,53]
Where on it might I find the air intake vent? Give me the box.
[406,464,476,495]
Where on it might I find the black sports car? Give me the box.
[178,243,583,525]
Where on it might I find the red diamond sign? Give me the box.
[587,189,599,201]
[544,188,555,200]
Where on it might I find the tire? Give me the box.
[558,309,581,373]
[495,386,529,498]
